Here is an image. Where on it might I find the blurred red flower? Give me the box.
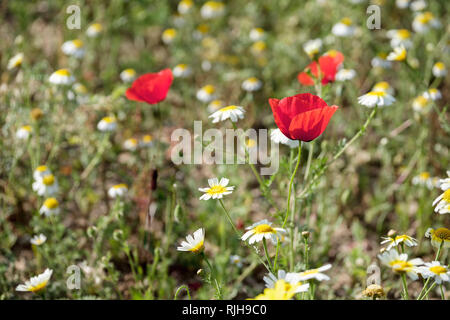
[126,68,173,104]
[269,93,338,142]
[297,51,344,86]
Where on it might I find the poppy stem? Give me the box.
[282,144,302,229]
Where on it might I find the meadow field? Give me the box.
[0,0,449,300]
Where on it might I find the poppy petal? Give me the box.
[288,105,338,141]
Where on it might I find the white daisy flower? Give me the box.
[294,264,332,282]
[162,28,177,44]
[418,261,449,284]
[86,23,103,37]
[49,69,75,85]
[371,55,392,69]
[432,189,450,214]
[200,1,225,19]
[61,39,85,58]
[264,270,309,293]
[120,68,137,83]
[386,29,413,49]
[422,88,442,101]
[432,62,446,78]
[412,171,435,188]
[372,81,394,95]
[193,24,210,40]
[270,129,299,148]
[207,100,224,113]
[378,250,423,280]
[438,171,450,191]
[16,269,53,293]
[139,135,154,148]
[381,234,418,251]
[426,228,450,248]
[410,0,427,11]
[241,77,262,92]
[209,105,245,123]
[108,184,128,198]
[16,125,32,140]
[196,85,217,103]
[387,46,407,61]
[97,116,117,132]
[230,255,243,268]
[177,228,205,253]
[358,91,396,107]
[241,219,286,245]
[199,177,234,200]
[33,165,52,181]
[30,234,47,246]
[7,52,24,70]
[332,18,356,37]
[303,38,322,58]
[67,83,89,104]
[173,64,192,78]
[396,0,410,9]
[249,28,265,42]
[39,198,60,217]
[178,0,193,14]
[123,138,138,151]
[335,68,356,81]
[412,95,431,113]
[412,12,441,33]
[32,174,59,196]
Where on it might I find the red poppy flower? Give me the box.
[269,93,338,142]
[297,51,344,86]
[125,69,173,104]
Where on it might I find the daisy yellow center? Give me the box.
[37,165,48,172]
[397,29,410,39]
[189,240,204,253]
[395,235,410,242]
[207,185,226,195]
[419,172,430,179]
[29,280,48,292]
[197,24,210,33]
[341,17,352,26]
[113,184,127,189]
[72,39,83,48]
[254,224,275,234]
[418,12,433,24]
[181,0,193,6]
[55,69,70,76]
[389,260,412,271]
[206,1,224,10]
[176,64,187,70]
[220,105,238,112]
[434,62,444,70]
[143,135,153,142]
[443,190,450,202]
[163,29,176,37]
[44,198,59,209]
[91,23,102,31]
[22,125,32,132]
[203,85,215,94]
[429,266,447,275]
[124,68,135,75]
[245,139,256,147]
[42,175,55,185]
[414,96,428,107]
[429,88,438,94]
[374,82,389,90]
[253,27,264,34]
[434,228,450,241]
[367,91,386,97]
[247,77,259,83]
[102,117,115,123]
[252,41,266,51]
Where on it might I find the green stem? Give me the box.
[440,284,445,300]
[282,144,302,228]
[174,285,191,300]
[202,253,222,299]
[262,238,274,273]
[401,273,410,300]
[419,282,436,300]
